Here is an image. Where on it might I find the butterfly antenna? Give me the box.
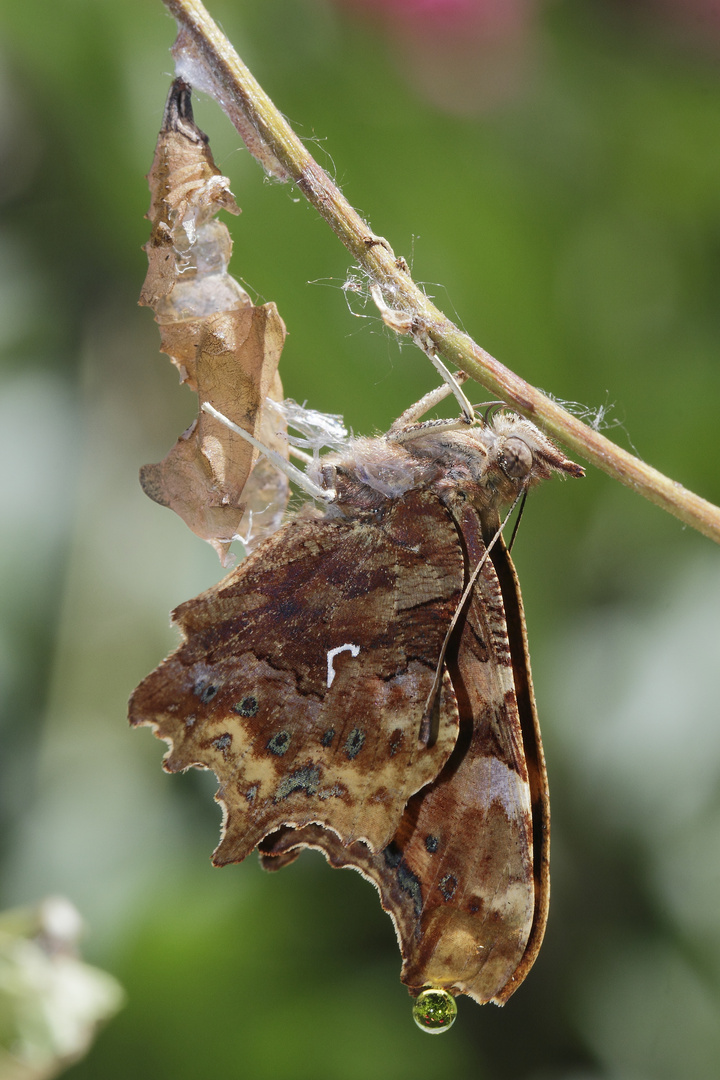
[507,490,528,553]
[481,401,505,426]
[419,491,524,745]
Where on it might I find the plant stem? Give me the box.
[162,0,720,545]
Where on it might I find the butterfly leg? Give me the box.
[387,374,471,433]
[370,284,474,424]
[387,416,486,446]
[417,338,475,425]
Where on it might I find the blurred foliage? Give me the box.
[0,1,718,1078]
[0,898,123,1079]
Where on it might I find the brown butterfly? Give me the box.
[129,387,583,1015]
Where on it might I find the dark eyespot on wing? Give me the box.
[274,765,321,802]
[233,696,259,717]
[267,730,292,756]
[439,874,458,902]
[343,728,366,759]
[194,677,219,703]
[384,842,423,920]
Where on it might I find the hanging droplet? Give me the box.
[411,987,457,1033]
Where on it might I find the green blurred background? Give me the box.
[1,0,719,1077]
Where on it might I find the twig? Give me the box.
[161,0,720,545]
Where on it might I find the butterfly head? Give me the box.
[480,411,584,487]
[419,410,585,515]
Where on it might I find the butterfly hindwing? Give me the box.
[259,503,547,1006]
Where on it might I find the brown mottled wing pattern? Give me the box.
[260,502,548,1006]
[129,489,464,861]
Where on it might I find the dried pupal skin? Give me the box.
[139,79,289,564]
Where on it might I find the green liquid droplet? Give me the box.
[412,988,457,1034]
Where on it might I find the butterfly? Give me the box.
[129,384,583,1020]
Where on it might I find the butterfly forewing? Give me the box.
[129,488,463,861]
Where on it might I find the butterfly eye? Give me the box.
[499,436,533,479]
